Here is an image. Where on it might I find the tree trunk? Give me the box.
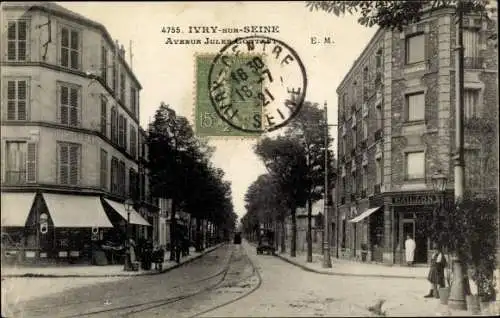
[291,206,297,257]
[195,218,203,252]
[169,200,177,261]
[307,198,313,263]
[280,219,286,253]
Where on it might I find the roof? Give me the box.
[1,1,142,89]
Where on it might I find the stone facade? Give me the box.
[335,7,498,265]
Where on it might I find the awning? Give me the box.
[348,206,382,223]
[1,192,36,227]
[103,198,151,226]
[43,194,113,228]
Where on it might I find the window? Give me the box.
[123,117,128,151]
[129,169,138,200]
[130,87,137,116]
[375,158,382,185]
[119,161,126,196]
[464,149,481,189]
[464,28,479,58]
[120,71,126,104]
[118,115,125,147]
[100,95,107,135]
[110,107,118,143]
[110,157,119,194]
[376,107,382,130]
[352,171,357,194]
[129,125,137,158]
[60,26,80,70]
[405,33,425,64]
[100,149,107,189]
[4,141,37,184]
[405,151,425,180]
[362,166,368,191]
[6,79,28,120]
[112,59,117,92]
[363,66,368,84]
[464,89,480,119]
[406,92,425,121]
[375,49,383,68]
[101,46,108,82]
[352,128,357,148]
[58,143,81,185]
[342,136,347,156]
[362,118,368,140]
[59,83,80,126]
[7,20,28,61]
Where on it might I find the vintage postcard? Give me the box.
[1,1,499,317]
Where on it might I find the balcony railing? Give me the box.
[4,171,26,184]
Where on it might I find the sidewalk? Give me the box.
[275,249,429,279]
[1,244,222,278]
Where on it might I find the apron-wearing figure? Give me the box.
[405,235,416,266]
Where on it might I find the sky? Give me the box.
[56,1,377,219]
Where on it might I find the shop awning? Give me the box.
[103,198,151,226]
[1,192,36,227]
[348,206,382,223]
[43,194,113,228]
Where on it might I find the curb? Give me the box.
[1,243,225,278]
[274,253,426,280]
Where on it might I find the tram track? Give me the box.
[12,244,262,318]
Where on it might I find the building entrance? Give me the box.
[400,213,428,264]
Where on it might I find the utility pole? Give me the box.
[323,101,332,268]
[448,1,467,310]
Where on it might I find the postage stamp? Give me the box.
[203,35,307,135]
[194,54,260,138]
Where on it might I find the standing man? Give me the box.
[405,234,416,267]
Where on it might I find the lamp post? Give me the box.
[123,198,134,271]
[322,102,332,268]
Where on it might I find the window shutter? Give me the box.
[70,30,79,69]
[26,142,37,183]
[101,46,107,81]
[60,86,69,125]
[69,144,79,185]
[69,87,79,126]
[7,81,16,120]
[100,149,107,189]
[59,144,69,184]
[61,27,69,67]
[7,21,16,60]
[101,97,107,135]
[123,118,128,151]
[17,80,27,120]
[18,21,27,61]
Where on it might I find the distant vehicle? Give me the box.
[233,232,242,244]
[256,229,276,255]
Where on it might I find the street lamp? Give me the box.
[322,102,332,268]
[431,170,448,242]
[123,198,134,271]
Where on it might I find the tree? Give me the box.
[244,174,289,252]
[285,101,336,262]
[305,0,493,31]
[254,136,309,257]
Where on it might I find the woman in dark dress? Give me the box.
[425,244,447,298]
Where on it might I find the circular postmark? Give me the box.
[208,35,307,133]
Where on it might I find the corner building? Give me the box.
[1,2,158,263]
[335,7,498,265]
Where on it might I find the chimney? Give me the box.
[120,44,125,58]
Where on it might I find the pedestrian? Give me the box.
[424,244,447,298]
[405,234,416,266]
